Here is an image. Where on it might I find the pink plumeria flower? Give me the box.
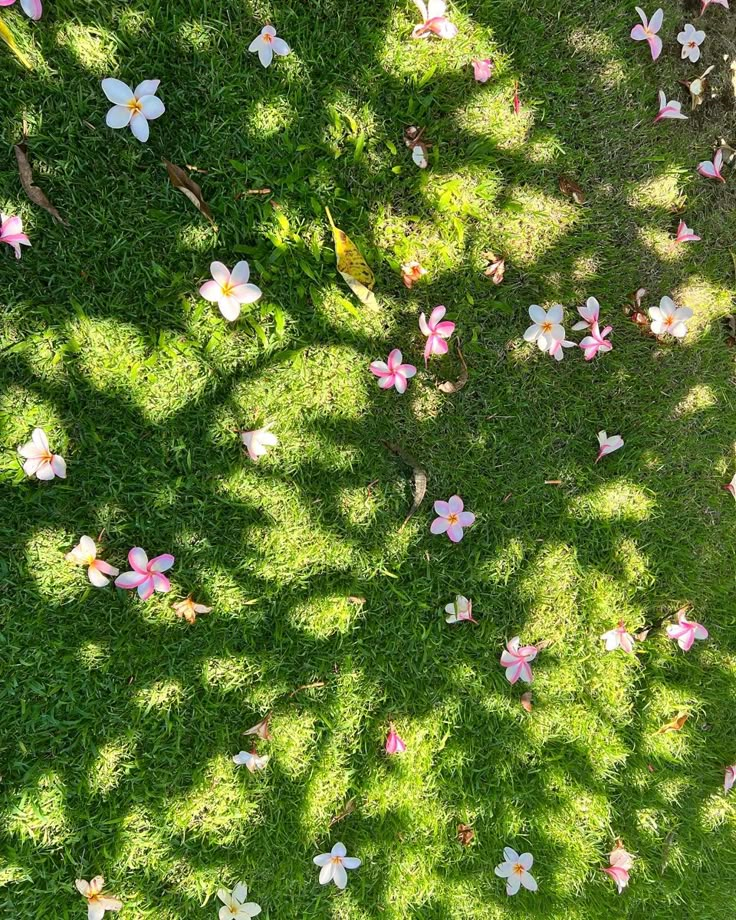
[547,337,576,361]
[648,295,693,338]
[114,548,175,601]
[444,594,477,624]
[678,23,705,62]
[411,0,458,39]
[602,845,634,894]
[233,749,270,772]
[66,536,119,588]
[723,472,736,499]
[666,609,708,651]
[431,495,475,542]
[580,322,613,361]
[370,349,417,394]
[500,637,537,684]
[572,296,600,331]
[596,431,624,462]
[724,765,736,792]
[472,59,493,83]
[200,261,262,322]
[75,877,122,919]
[513,82,521,115]
[654,91,688,122]
[630,7,664,60]
[524,304,564,351]
[701,0,728,10]
[240,424,278,462]
[674,220,700,244]
[401,260,426,288]
[0,0,42,20]
[249,25,290,68]
[313,842,361,889]
[697,148,725,182]
[385,724,407,754]
[601,621,635,653]
[18,427,66,480]
[0,212,30,259]
[101,78,165,143]
[494,847,538,895]
[419,305,455,365]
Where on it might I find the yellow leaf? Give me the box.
[325,206,377,308]
[0,19,32,70]
[656,711,688,734]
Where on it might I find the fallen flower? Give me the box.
[602,844,634,894]
[216,883,261,919]
[649,295,693,338]
[240,424,278,462]
[596,431,624,462]
[419,305,455,365]
[385,723,407,754]
[114,548,175,600]
[66,536,119,587]
[697,148,725,181]
[200,260,262,322]
[101,78,165,143]
[411,0,457,39]
[444,594,477,623]
[401,260,426,288]
[724,473,736,499]
[18,427,66,480]
[457,823,475,845]
[431,495,475,542]
[572,296,600,331]
[630,7,663,60]
[494,847,537,896]
[244,714,272,741]
[483,253,505,284]
[233,749,270,772]
[524,304,564,351]
[500,637,537,684]
[674,220,700,243]
[678,23,705,62]
[411,143,429,168]
[370,349,417,394]
[601,621,635,653]
[172,595,212,624]
[701,0,728,9]
[580,322,613,360]
[520,691,533,712]
[725,765,736,792]
[680,64,715,108]
[654,90,688,122]
[75,877,122,920]
[313,842,361,889]
[249,25,290,67]
[2,0,42,19]
[666,609,708,650]
[547,337,576,361]
[0,212,30,259]
[472,58,493,83]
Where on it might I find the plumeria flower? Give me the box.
[697,148,725,182]
[248,25,290,68]
[494,848,538,896]
[666,609,708,651]
[240,424,278,462]
[547,337,577,361]
[648,295,693,338]
[678,23,705,62]
[725,765,736,792]
[419,305,455,365]
[401,260,426,288]
[370,349,417,394]
[601,621,635,653]
[0,0,42,20]
[75,877,122,920]
[313,842,361,889]
[701,0,728,10]
[216,883,261,919]
[445,594,477,624]
[233,749,270,772]
[513,82,521,115]
[66,536,119,587]
[200,261,262,322]
[596,431,624,462]
[674,220,700,244]
[523,304,564,351]
[500,637,537,684]
[411,0,458,39]
[385,724,407,754]
[723,472,736,499]
[472,59,493,83]
[579,322,613,361]
[572,296,600,331]
[101,78,165,143]
[18,427,66,480]
[630,7,663,60]
[172,595,212,624]
[0,212,30,259]
[114,548,175,600]
[602,844,634,894]
[430,495,475,542]
[654,91,688,122]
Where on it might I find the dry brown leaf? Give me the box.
[482,252,506,285]
[457,823,475,846]
[347,595,366,605]
[657,712,689,734]
[559,175,585,204]
[383,441,427,528]
[14,141,68,225]
[544,479,562,485]
[403,125,426,147]
[437,342,468,394]
[520,691,533,713]
[679,65,715,108]
[164,159,216,226]
[329,798,356,827]
[244,713,272,741]
[535,638,553,651]
[289,681,326,696]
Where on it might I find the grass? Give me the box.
[1,0,736,916]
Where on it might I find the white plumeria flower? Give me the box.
[216,882,261,919]
[547,337,576,361]
[233,750,270,772]
[101,78,165,143]
[200,261,262,322]
[648,295,693,338]
[601,621,635,653]
[523,304,564,351]
[596,431,624,462]
[240,424,278,462]
[66,536,120,587]
[75,877,122,920]
[249,25,290,68]
[445,595,476,623]
[494,847,538,896]
[313,842,361,889]
[18,427,66,480]
[678,23,705,62]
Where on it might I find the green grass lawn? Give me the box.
[2,0,736,917]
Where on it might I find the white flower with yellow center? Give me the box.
[313,842,361,889]
[249,25,290,68]
[494,847,538,896]
[101,78,165,143]
[216,883,261,919]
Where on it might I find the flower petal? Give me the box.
[106,104,133,129]
[129,112,150,142]
[139,94,165,120]
[102,78,134,104]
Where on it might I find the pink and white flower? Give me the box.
[548,337,577,361]
[233,750,270,772]
[596,431,624,462]
[114,548,175,601]
[240,424,278,462]
[313,842,361,889]
[572,297,600,331]
[200,261,262,322]
[697,148,725,182]
[385,724,407,754]
[248,25,290,68]
[678,23,705,62]
[430,495,475,542]
[723,472,736,499]
[411,0,458,39]
[579,322,613,361]
[494,847,537,896]
[648,295,693,338]
[500,637,537,684]
[401,260,426,288]
[674,220,700,244]
[444,594,477,623]
[666,609,708,651]
[370,349,417,394]
[101,78,165,143]
[602,845,634,894]
[725,765,736,792]
[654,91,688,122]
[0,0,42,20]
[0,213,30,259]
[75,877,122,919]
[66,536,119,587]
[524,304,564,351]
[701,0,729,10]
[18,427,66,480]
[472,59,493,83]
[419,305,455,365]
[601,621,635,653]
[630,7,664,60]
